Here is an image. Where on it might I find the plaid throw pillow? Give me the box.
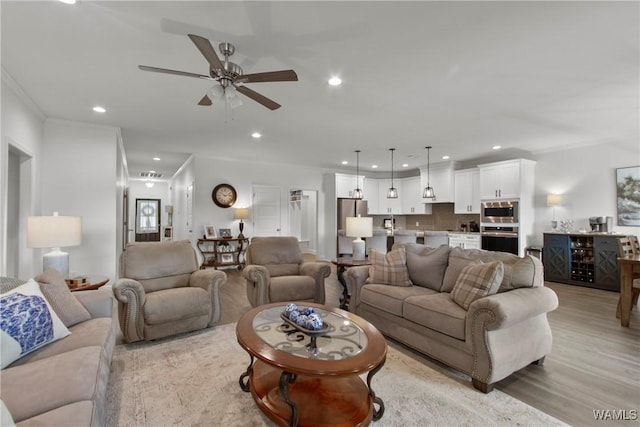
[450,261,504,310]
[366,247,412,287]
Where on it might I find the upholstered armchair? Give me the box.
[242,236,331,307]
[113,240,226,343]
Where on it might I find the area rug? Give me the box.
[105,323,567,427]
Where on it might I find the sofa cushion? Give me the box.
[0,346,104,423]
[442,247,543,293]
[360,284,436,316]
[450,261,504,310]
[0,279,71,369]
[403,293,467,340]
[269,275,316,302]
[401,244,451,291]
[35,269,91,327]
[366,247,412,287]
[143,287,211,325]
[8,318,113,367]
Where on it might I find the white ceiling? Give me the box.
[2,1,638,181]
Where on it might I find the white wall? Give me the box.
[530,142,640,246]
[1,76,45,277]
[41,120,120,280]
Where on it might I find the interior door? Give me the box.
[134,198,160,242]
[252,186,282,237]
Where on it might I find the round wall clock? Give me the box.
[212,183,237,208]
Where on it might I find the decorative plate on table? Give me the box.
[280,312,330,337]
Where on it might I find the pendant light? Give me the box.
[387,148,398,199]
[423,146,436,199]
[353,150,363,199]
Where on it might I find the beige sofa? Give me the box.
[346,243,559,392]
[0,277,114,426]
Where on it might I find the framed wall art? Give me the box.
[616,166,640,226]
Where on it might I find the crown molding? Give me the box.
[1,67,46,121]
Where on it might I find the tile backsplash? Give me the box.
[371,203,479,232]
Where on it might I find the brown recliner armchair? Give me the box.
[113,240,226,343]
[242,236,331,307]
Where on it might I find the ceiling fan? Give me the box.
[139,34,298,110]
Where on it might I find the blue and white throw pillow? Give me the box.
[1,279,70,369]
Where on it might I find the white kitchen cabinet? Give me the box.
[454,168,480,214]
[421,162,455,203]
[448,233,481,250]
[363,178,379,214]
[479,161,522,200]
[400,177,432,214]
[335,173,364,199]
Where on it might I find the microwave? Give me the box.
[481,201,518,224]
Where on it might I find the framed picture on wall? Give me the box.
[616,166,640,226]
[204,225,217,239]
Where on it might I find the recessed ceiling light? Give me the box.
[328,76,342,86]
[371,164,378,169]
[59,0,77,4]
[402,163,409,168]
[153,157,161,161]
[341,161,348,165]
[251,132,261,139]
[145,182,154,188]
[492,145,501,150]
[92,106,106,113]
[442,155,450,160]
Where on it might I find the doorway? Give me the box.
[252,185,282,237]
[289,189,318,254]
[5,145,33,278]
[134,198,160,242]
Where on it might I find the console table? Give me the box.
[197,238,249,270]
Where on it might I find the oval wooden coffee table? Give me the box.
[236,303,387,427]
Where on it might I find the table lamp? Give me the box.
[27,212,82,279]
[346,215,373,260]
[234,208,250,239]
[547,194,562,230]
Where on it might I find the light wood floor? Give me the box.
[218,260,640,427]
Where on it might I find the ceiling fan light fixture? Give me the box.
[209,84,224,101]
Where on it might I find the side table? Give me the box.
[331,257,371,310]
[67,275,109,292]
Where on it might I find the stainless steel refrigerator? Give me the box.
[337,198,368,231]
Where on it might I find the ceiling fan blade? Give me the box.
[234,70,298,84]
[188,34,224,72]
[236,86,281,110]
[198,95,212,106]
[138,65,212,80]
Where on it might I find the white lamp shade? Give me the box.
[547,194,562,207]
[346,216,373,238]
[27,215,82,249]
[233,208,250,220]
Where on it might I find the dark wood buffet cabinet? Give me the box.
[543,232,621,291]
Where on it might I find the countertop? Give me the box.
[543,231,625,236]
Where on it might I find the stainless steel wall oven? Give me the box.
[481,225,519,255]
